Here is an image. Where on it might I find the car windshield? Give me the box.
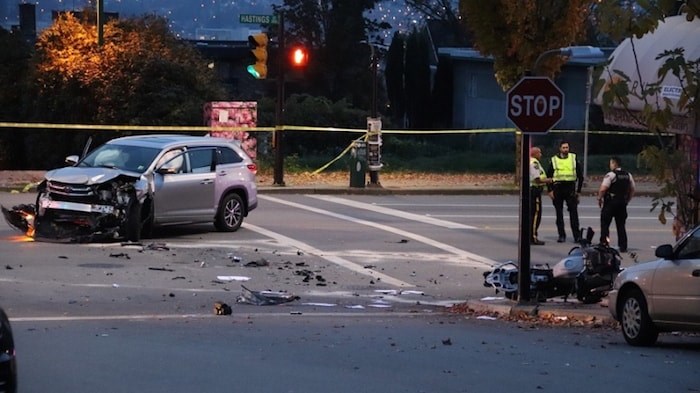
[79,143,162,174]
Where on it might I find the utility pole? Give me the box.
[273,12,285,186]
[368,45,380,186]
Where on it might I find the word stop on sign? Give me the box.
[508,95,562,117]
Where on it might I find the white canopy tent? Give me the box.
[595,15,700,136]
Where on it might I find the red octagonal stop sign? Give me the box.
[506,76,565,134]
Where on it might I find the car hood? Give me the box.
[617,258,663,281]
[44,166,139,185]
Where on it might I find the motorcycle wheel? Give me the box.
[575,276,603,304]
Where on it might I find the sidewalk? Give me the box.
[0,170,660,196]
[0,169,637,326]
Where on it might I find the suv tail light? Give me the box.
[247,163,257,175]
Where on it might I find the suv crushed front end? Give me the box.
[3,167,149,243]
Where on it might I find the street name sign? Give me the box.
[239,14,279,25]
[506,76,565,134]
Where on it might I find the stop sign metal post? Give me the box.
[506,77,565,304]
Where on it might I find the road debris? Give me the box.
[244,258,269,267]
[214,302,232,315]
[109,253,131,259]
[236,285,299,306]
[143,242,169,251]
[149,267,175,272]
[217,275,251,282]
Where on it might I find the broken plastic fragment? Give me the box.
[302,302,336,307]
[480,296,505,301]
[236,285,299,306]
[217,275,251,282]
[476,316,497,320]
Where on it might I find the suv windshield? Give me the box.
[79,144,162,174]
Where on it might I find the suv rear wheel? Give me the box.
[215,193,244,232]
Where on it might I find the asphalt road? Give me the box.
[0,191,676,316]
[1,191,698,393]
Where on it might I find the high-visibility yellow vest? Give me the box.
[551,153,577,182]
[530,157,546,187]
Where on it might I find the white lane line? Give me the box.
[428,215,659,220]
[243,222,413,287]
[258,195,496,268]
[0,277,232,293]
[9,311,434,323]
[307,195,475,229]
[377,203,654,210]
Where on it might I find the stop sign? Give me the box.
[506,76,565,134]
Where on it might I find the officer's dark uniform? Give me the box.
[600,168,632,251]
[546,153,583,242]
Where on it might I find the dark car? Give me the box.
[0,307,16,393]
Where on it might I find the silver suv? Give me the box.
[33,134,258,242]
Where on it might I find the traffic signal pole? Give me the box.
[368,45,380,186]
[273,12,285,186]
[517,132,532,303]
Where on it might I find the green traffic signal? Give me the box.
[247,33,268,79]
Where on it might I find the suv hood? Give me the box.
[45,166,139,185]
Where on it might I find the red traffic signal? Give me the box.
[289,46,309,67]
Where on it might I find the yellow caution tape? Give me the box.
[0,122,671,136]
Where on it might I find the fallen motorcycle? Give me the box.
[483,228,622,304]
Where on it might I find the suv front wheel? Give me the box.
[215,193,244,232]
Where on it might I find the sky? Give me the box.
[1,0,429,41]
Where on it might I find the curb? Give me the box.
[466,299,615,324]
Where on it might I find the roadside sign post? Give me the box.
[506,76,565,304]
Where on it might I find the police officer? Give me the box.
[597,156,635,252]
[529,147,552,245]
[546,140,583,243]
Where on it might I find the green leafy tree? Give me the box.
[30,12,225,125]
[596,1,700,237]
[273,0,390,112]
[406,0,469,45]
[460,0,593,89]
[459,0,594,184]
[22,10,225,168]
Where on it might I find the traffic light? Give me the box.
[247,33,268,79]
[289,45,309,68]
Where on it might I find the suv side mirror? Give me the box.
[156,166,178,175]
[65,155,79,166]
[654,244,674,259]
